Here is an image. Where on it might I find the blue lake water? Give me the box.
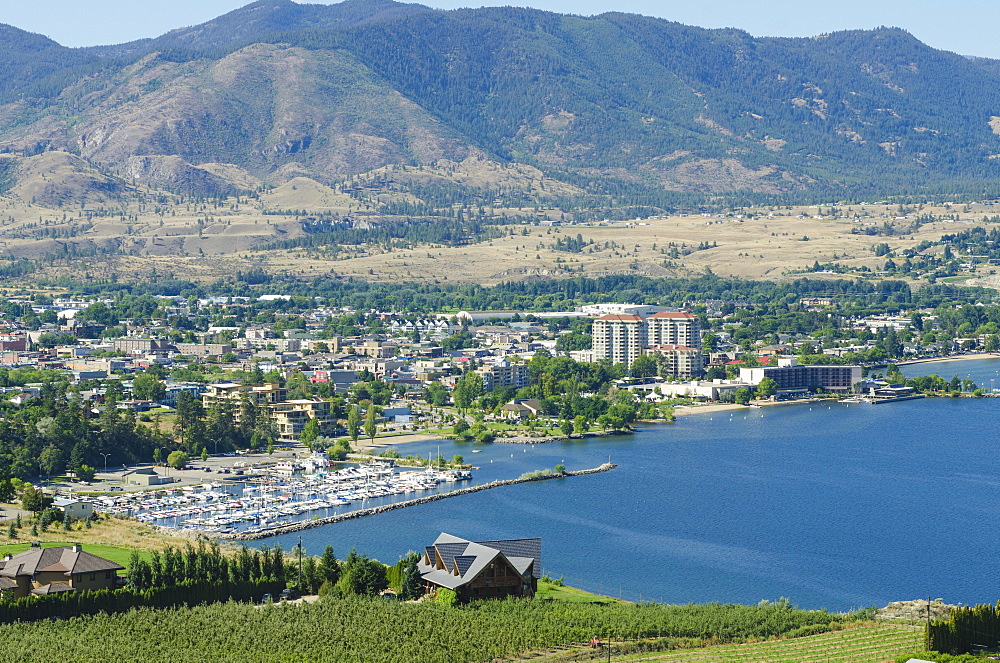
[252,358,1000,611]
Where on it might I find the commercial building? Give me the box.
[739,356,863,394]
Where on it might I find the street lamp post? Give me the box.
[99,452,111,475]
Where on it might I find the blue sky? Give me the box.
[5,0,998,59]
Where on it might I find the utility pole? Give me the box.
[298,535,303,591]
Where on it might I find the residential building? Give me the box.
[476,359,530,392]
[174,343,233,357]
[52,498,94,521]
[591,314,645,366]
[591,310,701,374]
[113,338,173,354]
[499,398,544,419]
[202,382,287,408]
[0,543,124,598]
[270,399,336,443]
[418,533,540,602]
[646,344,704,378]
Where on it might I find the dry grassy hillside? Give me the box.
[0,165,995,287]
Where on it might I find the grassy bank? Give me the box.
[1,514,200,555]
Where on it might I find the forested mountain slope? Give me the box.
[3,0,1000,203]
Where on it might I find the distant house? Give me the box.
[499,398,544,420]
[0,543,124,598]
[418,533,541,602]
[52,497,94,521]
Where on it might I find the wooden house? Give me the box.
[418,533,540,602]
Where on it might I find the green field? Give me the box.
[528,622,924,662]
[621,623,923,662]
[536,579,624,604]
[0,541,150,570]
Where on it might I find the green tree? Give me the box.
[200,447,208,462]
[132,372,166,402]
[364,406,378,445]
[399,552,423,600]
[20,486,51,513]
[77,464,96,482]
[167,451,189,469]
[0,469,14,503]
[734,387,751,405]
[347,405,360,442]
[985,334,1000,352]
[452,371,484,412]
[300,417,320,448]
[318,545,340,585]
[756,377,778,399]
[337,549,388,596]
[38,445,64,478]
[573,415,588,436]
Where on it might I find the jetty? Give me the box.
[212,463,617,541]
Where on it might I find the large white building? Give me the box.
[591,311,702,375]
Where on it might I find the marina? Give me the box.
[94,464,473,535]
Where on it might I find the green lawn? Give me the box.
[536,580,624,604]
[0,541,149,570]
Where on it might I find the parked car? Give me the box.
[260,593,272,604]
[109,486,123,491]
[279,588,295,601]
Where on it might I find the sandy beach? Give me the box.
[352,432,445,454]
[673,403,749,417]
[895,353,1000,367]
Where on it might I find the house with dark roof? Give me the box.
[499,398,543,420]
[418,533,541,602]
[0,543,124,598]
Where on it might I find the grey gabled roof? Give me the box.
[477,538,542,579]
[0,546,124,579]
[418,533,541,590]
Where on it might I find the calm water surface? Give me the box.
[253,358,1000,611]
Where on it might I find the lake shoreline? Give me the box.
[895,352,1000,367]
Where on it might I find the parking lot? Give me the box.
[52,447,306,495]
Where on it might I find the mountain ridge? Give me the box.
[2,0,1000,205]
